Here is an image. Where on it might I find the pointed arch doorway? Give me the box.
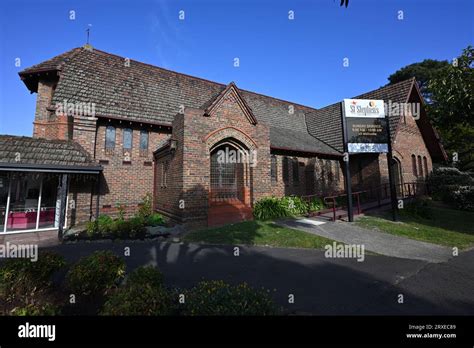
[208,138,253,226]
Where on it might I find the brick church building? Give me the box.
[0,46,446,234]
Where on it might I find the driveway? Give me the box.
[276,218,453,263]
[47,240,474,315]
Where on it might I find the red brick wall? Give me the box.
[33,79,73,140]
[94,120,170,219]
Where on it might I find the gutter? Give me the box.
[0,163,103,174]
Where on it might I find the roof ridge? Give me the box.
[83,47,319,111]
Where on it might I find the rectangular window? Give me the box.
[105,126,115,149]
[292,158,299,183]
[282,157,289,183]
[423,156,428,177]
[160,161,168,188]
[271,155,277,182]
[140,130,149,151]
[123,128,133,150]
[418,156,423,177]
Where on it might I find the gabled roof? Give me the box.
[18,48,445,160]
[0,135,101,173]
[19,47,312,133]
[204,82,258,125]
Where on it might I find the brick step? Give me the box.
[208,203,253,227]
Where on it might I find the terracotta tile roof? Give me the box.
[19,47,311,133]
[0,135,99,169]
[18,47,417,156]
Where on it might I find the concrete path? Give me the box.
[276,218,453,263]
[42,240,474,315]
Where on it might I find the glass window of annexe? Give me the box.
[0,172,60,233]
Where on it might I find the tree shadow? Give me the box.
[45,239,474,315]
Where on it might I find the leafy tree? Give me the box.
[428,46,474,171]
[387,59,450,102]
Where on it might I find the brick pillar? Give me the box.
[33,80,56,138]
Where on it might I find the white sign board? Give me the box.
[343,99,385,118]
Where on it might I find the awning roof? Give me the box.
[0,135,102,174]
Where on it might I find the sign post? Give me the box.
[342,99,397,221]
[341,103,354,222]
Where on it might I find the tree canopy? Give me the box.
[388,46,473,171]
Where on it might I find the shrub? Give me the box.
[427,167,473,201]
[86,220,98,238]
[97,215,114,238]
[0,251,66,304]
[181,280,277,316]
[253,197,290,220]
[101,266,171,315]
[307,197,324,212]
[126,266,164,289]
[115,203,126,221]
[146,213,165,226]
[10,303,61,316]
[65,251,125,297]
[138,193,153,219]
[450,186,474,212]
[101,283,173,316]
[281,196,308,215]
[128,216,147,239]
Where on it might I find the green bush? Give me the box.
[307,197,324,212]
[138,193,153,219]
[65,251,125,297]
[450,186,474,212]
[253,197,290,220]
[126,265,164,289]
[97,215,114,238]
[128,216,147,239]
[253,195,313,220]
[146,213,165,226]
[10,303,60,316]
[101,283,172,316]
[86,220,98,238]
[181,280,277,316]
[427,167,473,201]
[101,266,172,315]
[281,196,308,215]
[0,251,66,303]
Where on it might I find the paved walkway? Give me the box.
[276,218,453,263]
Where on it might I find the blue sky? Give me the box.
[0,0,472,136]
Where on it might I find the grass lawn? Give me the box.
[183,220,342,249]
[356,204,474,249]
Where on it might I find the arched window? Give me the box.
[105,126,115,149]
[123,128,133,149]
[423,156,429,177]
[418,155,423,177]
[411,154,417,177]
